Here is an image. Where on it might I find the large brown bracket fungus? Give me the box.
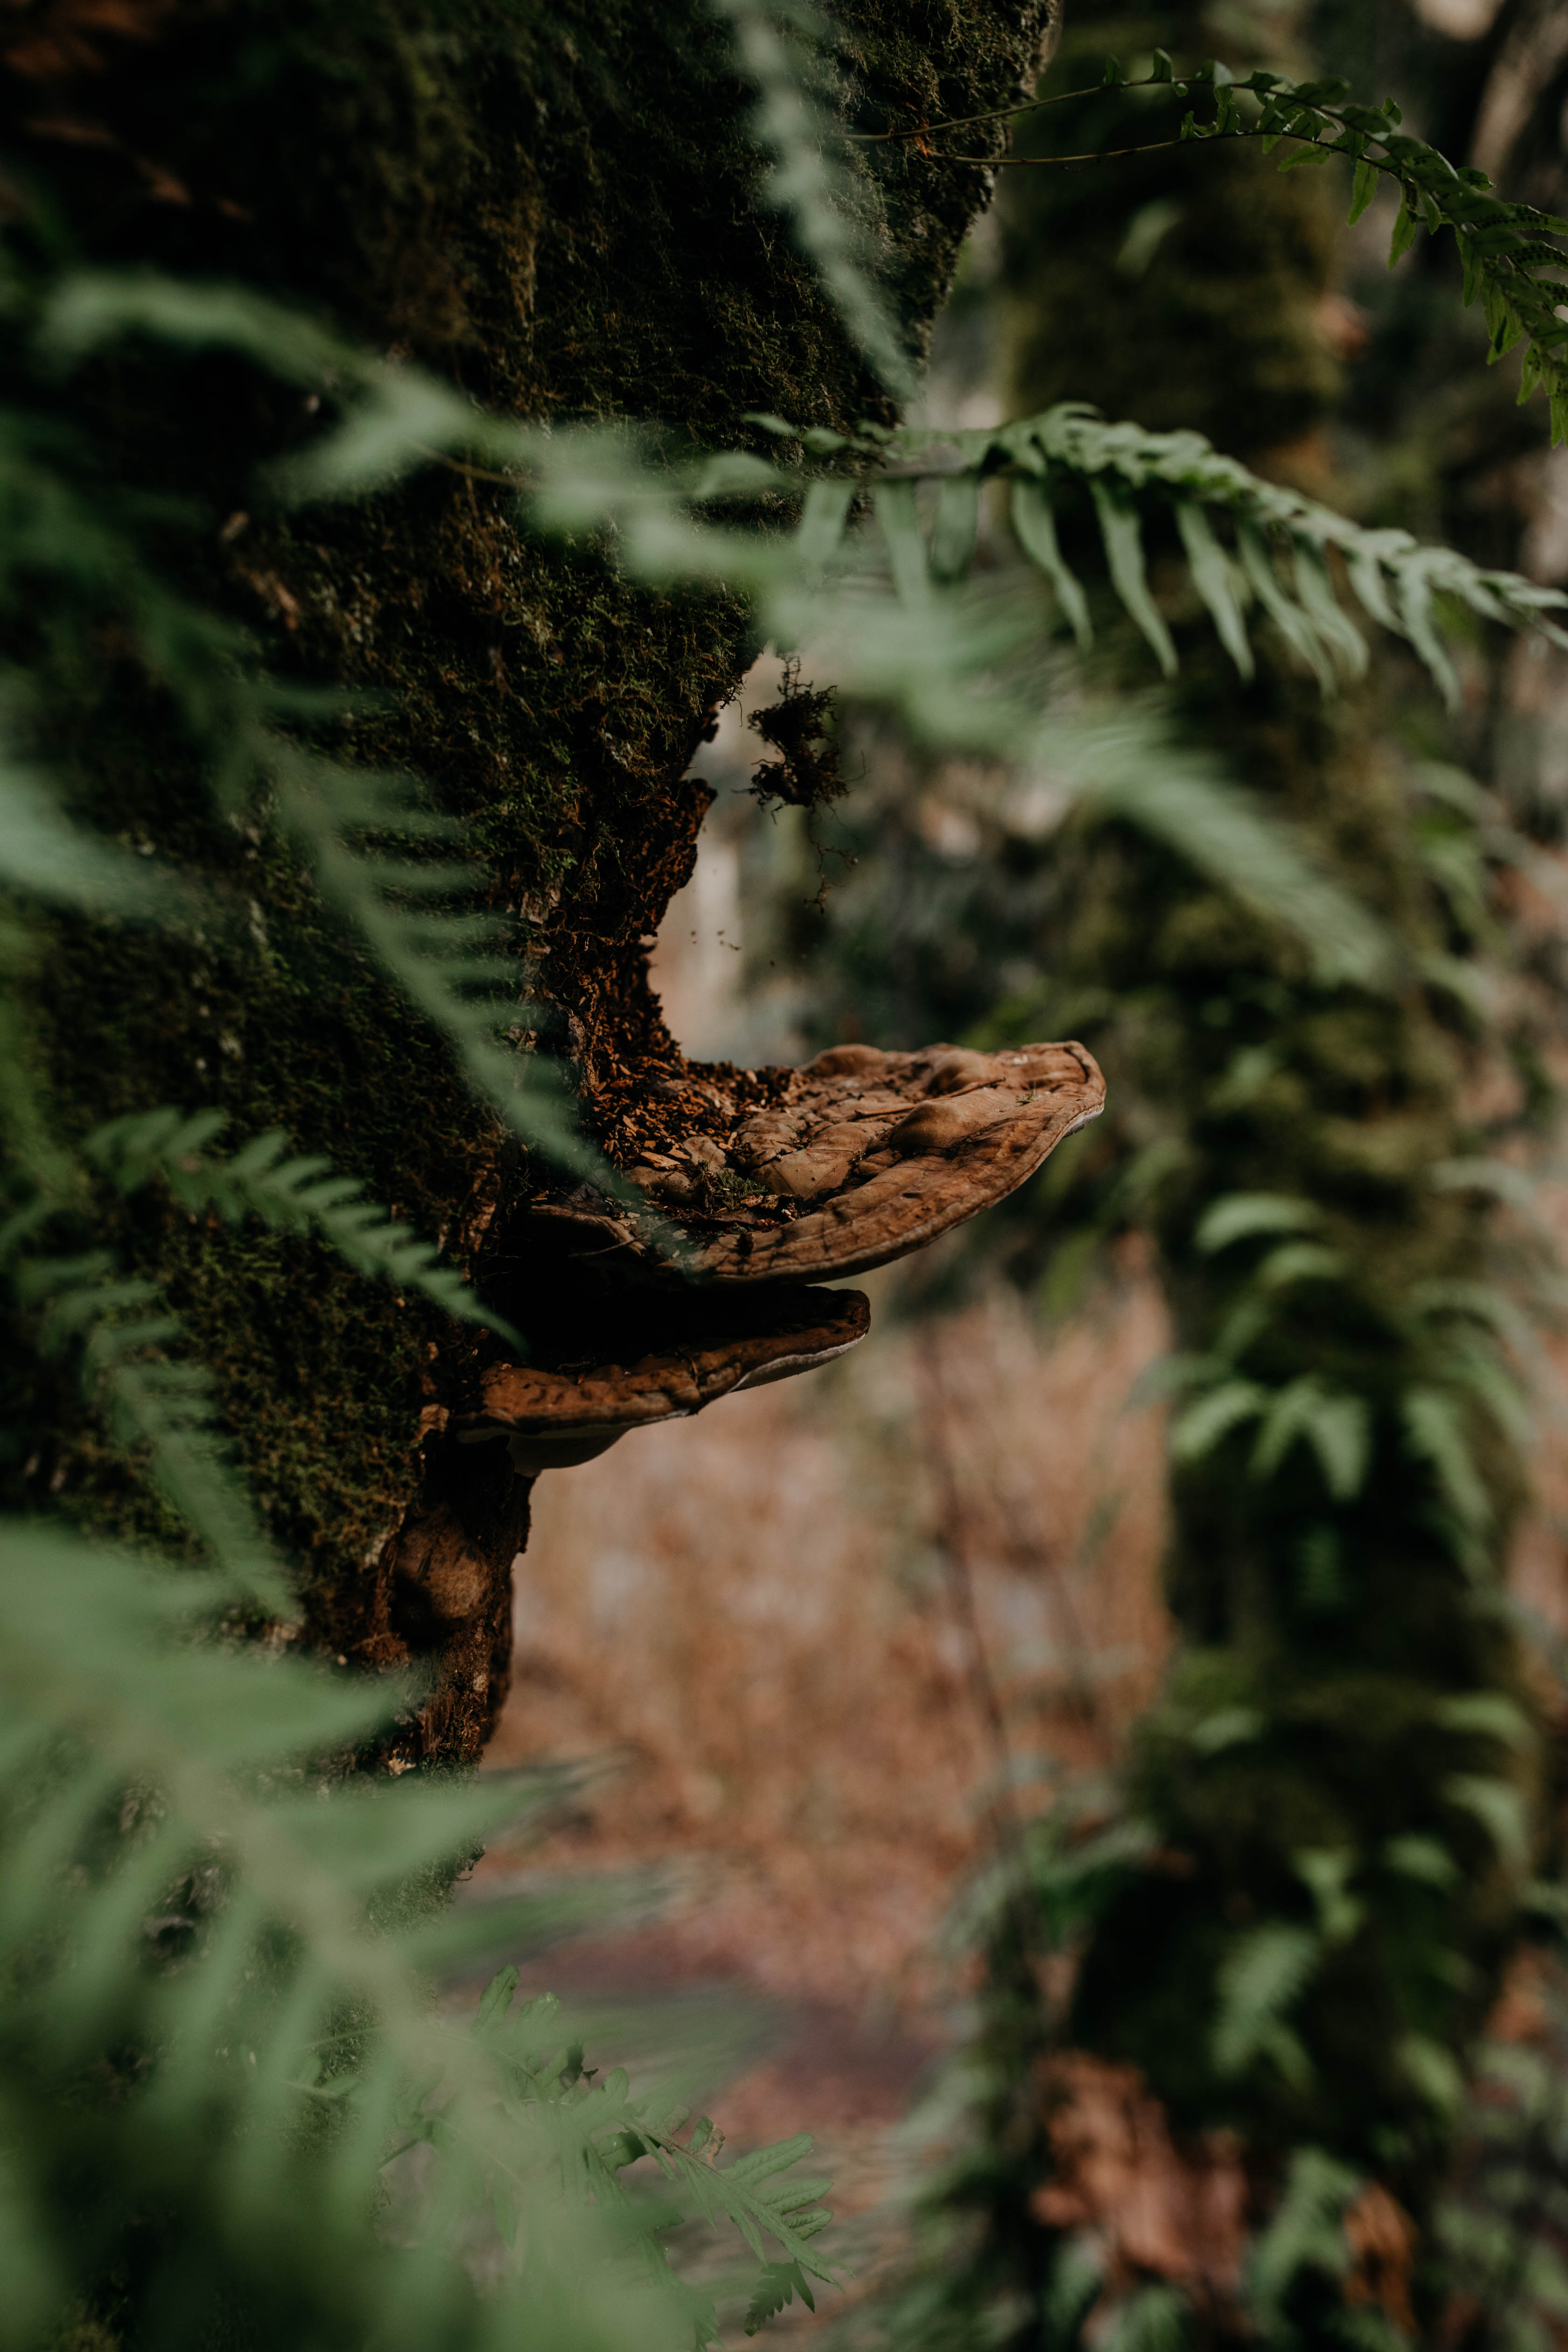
[513,1039,1106,1287]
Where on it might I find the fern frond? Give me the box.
[1196,1194,1323,1253]
[1097,2284,1190,2352]
[42,274,1545,998]
[0,740,175,919]
[39,270,476,507]
[851,58,1568,445]
[1212,1922,1320,2080]
[1169,1379,1267,1464]
[0,1519,834,2351]
[1012,478,1093,647]
[86,1107,522,1346]
[865,406,1568,706]
[744,2259,817,2334]
[1044,2235,1107,2336]
[82,269,1559,723]
[1442,1775,1531,1867]
[1246,2147,1359,2324]
[642,2129,846,2288]
[1401,1387,1492,1535]
[14,1250,293,1612]
[1090,478,1177,677]
[1433,1692,1535,1754]
[1250,1378,1370,1502]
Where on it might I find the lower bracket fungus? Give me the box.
[375,1037,1100,1765]
[455,1284,870,1473]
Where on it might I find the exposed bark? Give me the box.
[381,1435,533,1764]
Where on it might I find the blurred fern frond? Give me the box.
[40,270,1559,1011]
[0,1517,839,2352]
[744,2258,819,2336]
[67,263,1561,712]
[1212,1923,1320,2083]
[11,1247,293,1613]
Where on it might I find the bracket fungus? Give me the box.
[462,1037,1104,1471]
[454,1284,869,1472]
[379,1036,1102,1764]
[509,1039,1106,1290]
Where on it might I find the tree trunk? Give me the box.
[945,0,1539,2333]
[6,0,1050,1762]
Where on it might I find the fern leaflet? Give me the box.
[86,1106,521,1347]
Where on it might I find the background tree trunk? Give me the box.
[835,2,1547,2337]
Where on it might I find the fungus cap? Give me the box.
[526,1038,1104,1286]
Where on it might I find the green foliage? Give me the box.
[0,253,855,2347]
[12,1246,293,1612]
[52,245,1563,1068]
[85,1108,523,1347]
[749,404,1568,707]
[744,2259,819,2335]
[1097,2284,1190,2352]
[858,54,1568,442]
[7,14,1568,2350]
[737,19,1568,2350]
[1244,2147,1362,2338]
[0,1516,840,2352]
[42,268,1416,984]
[1438,1976,1568,2352]
[1212,1923,1319,2083]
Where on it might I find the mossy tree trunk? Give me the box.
[3,0,1051,1764]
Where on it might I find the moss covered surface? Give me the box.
[1054,676,1530,2191]
[2,0,1050,1746]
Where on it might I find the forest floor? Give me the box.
[468,1259,1172,2331]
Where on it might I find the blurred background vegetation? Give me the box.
[501,2,1568,2344]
